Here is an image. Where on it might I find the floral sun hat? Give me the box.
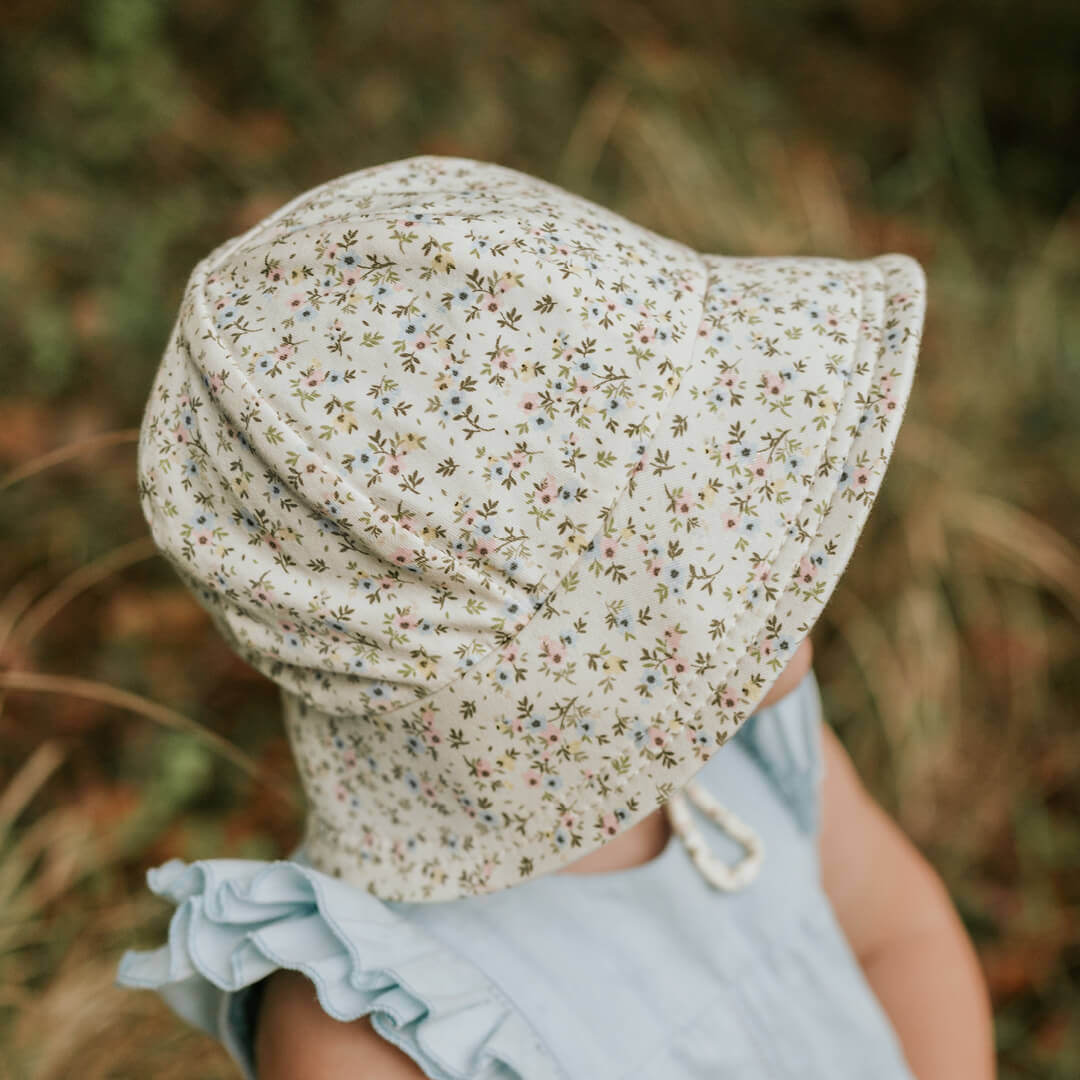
[137,154,926,902]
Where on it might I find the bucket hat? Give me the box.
[137,154,926,901]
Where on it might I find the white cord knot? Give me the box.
[665,782,764,891]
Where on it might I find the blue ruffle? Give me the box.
[115,857,563,1080]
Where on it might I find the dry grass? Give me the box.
[1,2,1078,1076]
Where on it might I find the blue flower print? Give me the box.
[735,440,759,464]
[405,734,424,755]
[613,604,635,633]
[543,774,563,792]
[576,716,595,737]
[631,719,651,746]
[336,249,362,271]
[660,562,686,595]
[525,712,546,733]
[404,771,421,793]
[554,827,570,848]
[479,810,499,827]
[639,670,661,696]
[740,516,762,538]
[784,454,803,475]
[365,681,392,703]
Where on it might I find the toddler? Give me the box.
[116,155,995,1079]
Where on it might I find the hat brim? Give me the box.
[288,250,926,900]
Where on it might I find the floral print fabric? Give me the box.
[137,154,926,900]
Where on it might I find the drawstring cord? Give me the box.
[664,782,764,891]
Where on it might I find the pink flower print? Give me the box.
[192,528,214,547]
[798,555,818,584]
[697,320,710,340]
[475,537,497,557]
[393,611,419,631]
[883,390,899,413]
[287,293,305,311]
[541,638,566,665]
[537,474,560,506]
[479,292,501,313]
[542,722,561,745]
[718,685,739,710]
[379,576,396,588]
[264,533,283,553]
[390,546,415,568]
[880,372,894,393]
[386,452,406,477]
[343,749,357,767]
[852,466,871,491]
[664,654,689,678]
[602,812,619,838]
[178,393,190,407]
[422,709,435,726]
[483,861,494,879]
[275,344,294,362]
[647,727,668,750]
[424,728,443,747]
[574,376,592,396]
[511,717,524,735]
[303,369,326,388]
[412,332,432,352]
[673,492,695,516]
[760,636,775,659]
[493,347,516,372]
[279,620,297,633]
[599,535,619,558]
[508,451,526,470]
[171,425,190,445]
[208,373,224,394]
[475,759,494,779]
[501,642,519,664]
[750,453,770,481]
[753,562,772,583]
[398,515,417,533]
[663,626,684,649]
[722,512,741,530]
[721,442,735,463]
[335,784,347,803]
[561,812,575,829]
[636,323,656,345]
[647,559,664,578]
[524,769,542,788]
[496,274,515,294]
[763,372,784,397]
[463,509,477,526]
[520,391,541,414]
[252,584,276,606]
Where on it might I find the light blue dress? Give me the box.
[115,669,916,1079]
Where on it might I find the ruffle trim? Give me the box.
[115,857,564,1080]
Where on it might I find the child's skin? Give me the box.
[253,637,997,1079]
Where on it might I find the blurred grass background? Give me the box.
[1,1,1078,1076]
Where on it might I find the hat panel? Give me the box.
[149,162,706,724]
[283,255,915,900]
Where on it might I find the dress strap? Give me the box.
[664,781,764,891]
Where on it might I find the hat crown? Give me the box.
[153,156,705,718]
